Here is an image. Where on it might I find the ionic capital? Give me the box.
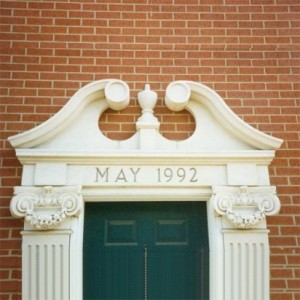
[10,186,83,230]
[212,185,281,229]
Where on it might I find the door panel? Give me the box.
[155,219,187,245]
[84,202,209,300]
[105,220,138,245]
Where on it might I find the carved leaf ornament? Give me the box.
[10,186,82,230]
[213,186,281,229]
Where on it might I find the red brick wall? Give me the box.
[1,1,299,299]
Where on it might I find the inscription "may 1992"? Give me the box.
[94,167,199,184]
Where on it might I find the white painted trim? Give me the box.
[15,149,276,164]
[8,80,282,300]
[8,79,128,148]
[9,79,283,150]
[182,81,283,150]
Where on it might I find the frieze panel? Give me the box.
[66,165,227,187]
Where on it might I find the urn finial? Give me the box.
[137,84,158,123]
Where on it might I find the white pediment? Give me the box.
[9,79,282,154]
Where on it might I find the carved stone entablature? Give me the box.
[212,185,281,229]
[10,186,83,230]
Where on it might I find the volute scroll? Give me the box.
[10,186,83,230]
[212,185,281,229]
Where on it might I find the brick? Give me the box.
[161,20,187,28]
[0,240,21,250]
[106,132,133,140]
[136,36,161,44]
[136,4,160,12]
[0,16,25,25]
[271,227,299,241]
[0,270,9,280]
[287,280,300,289]
[11,270,22,280]
[271,294,293,300]
[82,3,107,10]
[271,269,293,278]
[288,256,300,265]
[270,279,287,289]
[0,257,21,269]
[0,280,22,293]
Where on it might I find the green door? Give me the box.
[84,202,209,300]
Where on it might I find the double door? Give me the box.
[84,202,209,300]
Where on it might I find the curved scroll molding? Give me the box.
[8,79,282,151]
[10,186,83,230]
[212,185,281,229]
[8,79,129,148]
[165,81,283,150]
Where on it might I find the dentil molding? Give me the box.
[212,185,281,229]
[10,186,83,230]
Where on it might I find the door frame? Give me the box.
[8,79,282,300]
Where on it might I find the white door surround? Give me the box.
[9,79,282,300]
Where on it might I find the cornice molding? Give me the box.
[212,185,281,229]
[14,149,276,165]
[10,186,83,230]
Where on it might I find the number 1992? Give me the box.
[156,167,198,183]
